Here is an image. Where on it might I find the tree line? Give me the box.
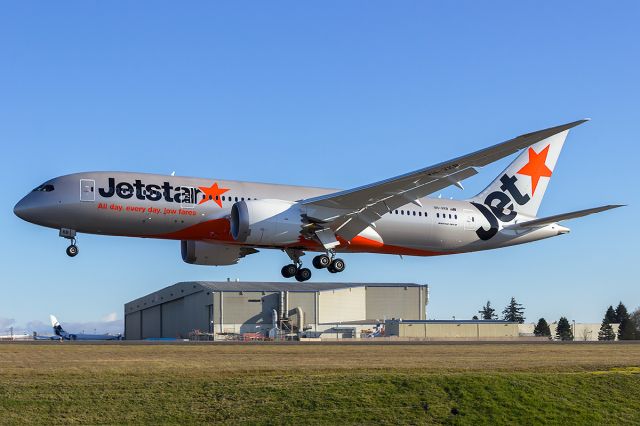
[473,299,639,341]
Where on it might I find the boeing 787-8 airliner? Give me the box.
[14,119,621,281]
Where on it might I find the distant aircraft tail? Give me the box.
[49,314,65,336]
[469,127,573,218]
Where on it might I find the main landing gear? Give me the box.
[60,228,79,258]
[281,249,346,282]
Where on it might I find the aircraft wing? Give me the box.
[301,119,589,242]
[507,205,624,229]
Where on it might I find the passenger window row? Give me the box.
[391,209,459,220]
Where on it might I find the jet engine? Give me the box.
[181,240,247,266]
[230,199,303,246]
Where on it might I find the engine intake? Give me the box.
[230,199,303,246]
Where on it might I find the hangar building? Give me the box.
[124,281,428,340]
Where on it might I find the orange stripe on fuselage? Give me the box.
[153,218,235,242]
[151,219,447,256]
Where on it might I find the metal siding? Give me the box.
[396,323,520,338]
[183,291,211,335]
[365,286,422,320]
[286,292,316,327]
[161,298,185,338]
[141,305,161,339]
[124,311,141,340]
[221,291,273,327]
[318,287,366,323]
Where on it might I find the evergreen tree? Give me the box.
[502,297,525,323]
[597,318,616,341]
[478,301,497,320]
[614,302,629,323]
[619,318,638,340]
[533,318,551,338]
[615,302,631,340]
[605,305,617,323]
[631,308,640,340]
[556,317,574,341]
[472,315,479,320]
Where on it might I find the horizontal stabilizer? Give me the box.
[508,205,624,229]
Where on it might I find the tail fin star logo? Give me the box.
[517,145,553,196]
[198,182,230,207]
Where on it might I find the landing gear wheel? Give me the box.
[281,264,298,278]
[295,267,312,282]
[66,245,79,257]
[312,254,331,269]
[328,258,345,273]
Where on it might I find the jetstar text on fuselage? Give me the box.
[98,177,202,204]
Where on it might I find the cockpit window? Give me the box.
[32,184,55,192]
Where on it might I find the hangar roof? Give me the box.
[194,281,425,292]
[125,281,427,314]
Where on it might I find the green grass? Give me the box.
[1,343,639,424]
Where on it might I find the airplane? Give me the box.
[46,315,122,341]
[14,119,622,282]
[0,331,32,341]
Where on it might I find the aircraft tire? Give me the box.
[281,264,297,278]
[312,254,331,269]
[66,245,79,257]
[330,258,345,273]
[295,268,312,282]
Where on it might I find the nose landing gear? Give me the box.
[60,228,79,258]
[66,243,79,257]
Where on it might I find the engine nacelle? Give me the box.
[181,240,243,266]
[230,199,303,246]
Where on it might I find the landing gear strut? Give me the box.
[60,228,79,258]
[281,249,311,282]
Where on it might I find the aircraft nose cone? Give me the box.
[14,195,42,224]
[13,197,29,220]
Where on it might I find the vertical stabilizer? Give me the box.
[469,129,570,218]
[50,314,64,336]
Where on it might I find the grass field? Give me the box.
[1,342,639,424]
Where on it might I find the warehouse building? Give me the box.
[124,281,428,340]
[385,319,521,340]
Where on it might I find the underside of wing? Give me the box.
[302,119,589,242]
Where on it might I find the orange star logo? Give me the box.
[517,145,552,196]
[198,182,229,207]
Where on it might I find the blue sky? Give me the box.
[1,2,638,333]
